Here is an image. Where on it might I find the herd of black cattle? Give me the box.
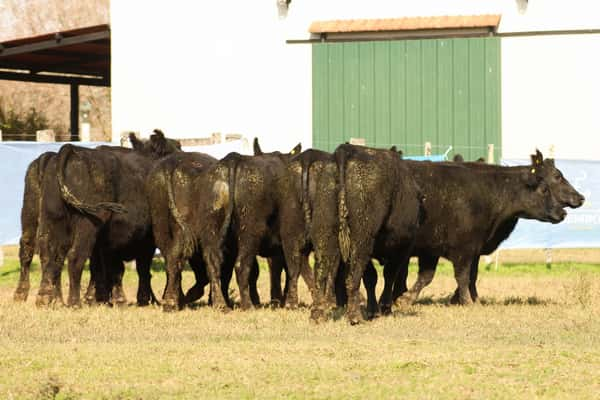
[12,130,585,323]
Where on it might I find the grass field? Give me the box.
[0,256,599,399]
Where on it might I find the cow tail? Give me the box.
[301,157,312,238]
[57,144,126,215]
[336,148,351,263]
[165,169,196,259]
[217,154,240,248]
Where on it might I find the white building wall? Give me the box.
[112,0,600,159]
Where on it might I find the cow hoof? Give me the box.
[284,302,299,311]
[379,304,392,316]
[310,308,327,323]
[270,300,283,309]
[68,300,82,309]
[35,293,55,307]
[163,300,180,312]
[450,292,460,305]
[13,290,28,302]
[347,310,364,325]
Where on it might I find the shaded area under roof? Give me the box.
[0,24,110,87]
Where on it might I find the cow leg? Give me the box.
[451,255,480,304]
[346,252,371,325]
[136,248,157,306]
[280,240,305,310]
[14,236,35,302]
[202,244,229,310]
[397,255,439,305]
[334,262,348,307]
[469,256,480,302]
[391,257,410,302]
[183,252,209,305]
[233,238,260,310]
[249,258,260,306]
[36,228,67,307]
[451,256,474,305]
[163,253,185,312]
[363,260,379,319]
[379,256,406,315]
[85,246,109,305]
[268,255,285,307]
[109,259,127,307]
[310,245,340,323]
[65,220,99,307]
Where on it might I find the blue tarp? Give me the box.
[499,159,600,249]
[0,141,113,245]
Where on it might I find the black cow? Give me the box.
[310,144,423,324]
[388,151,571,307]
[35,130,181,307]
[285,148,378,316]
[145,150,248,309]
[14,152,57,302]
[160,142,310,311]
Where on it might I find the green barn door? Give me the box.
[312,38,501,162]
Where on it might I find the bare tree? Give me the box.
[0,0,111,140]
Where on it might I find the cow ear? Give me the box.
[253,138,263,155]
[531,149,544,166]
[290,143,302,155]
[389,145,397,152]
[397,149,404,159]
[152,129,166,140]
[129,132,144,151]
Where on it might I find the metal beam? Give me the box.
[287,27,600,44]
[0,30,109,57]
[70,83,79,141]
[0,70,109,86]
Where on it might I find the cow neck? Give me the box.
[481,165,533,242]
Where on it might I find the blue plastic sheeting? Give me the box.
[403,146,452,162]
[0,140,250,245]
[499,159,600,249]
[0,141,112,245]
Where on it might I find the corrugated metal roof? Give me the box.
[309,15,501,34]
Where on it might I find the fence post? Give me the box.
[487,144,494,164]
[424,142,432,156]
[545,248,552,269]
[36,129,55,142]
[350,138,366,146]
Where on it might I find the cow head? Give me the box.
[453,154,465,162]
[530,149,585,209]
[149,129,182,156]
[129,129,182,158]
[517,156,566,224]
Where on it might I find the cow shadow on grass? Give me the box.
[413,294,555,307]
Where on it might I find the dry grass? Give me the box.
[0,256,599,399]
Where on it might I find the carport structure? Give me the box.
[0,24,110,141]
